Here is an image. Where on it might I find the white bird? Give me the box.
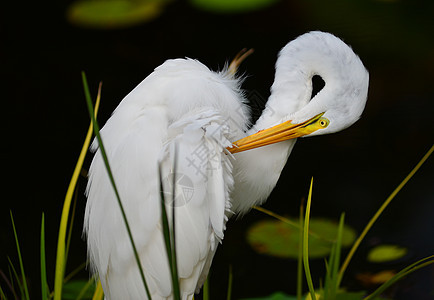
[84,31,369,299]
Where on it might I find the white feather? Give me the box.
[84,59,249,299]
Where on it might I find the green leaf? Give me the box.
[246,218,356,259]
[67,0,166,29]
[367,245,408,263]
[189,0,279,13]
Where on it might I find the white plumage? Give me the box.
[85,58,249,299]
[84,31,368,299]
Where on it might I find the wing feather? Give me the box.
[85,108,236,299]
[84,58,249,299]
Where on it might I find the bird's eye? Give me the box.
[319,118,329,128]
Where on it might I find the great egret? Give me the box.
[84,31,369,299]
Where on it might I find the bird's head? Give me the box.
[227,31,369,154]
[289,70,369,138]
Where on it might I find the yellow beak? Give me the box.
[227,113,329,154]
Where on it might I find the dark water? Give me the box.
[1,0,434,299]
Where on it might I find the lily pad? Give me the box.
[356,270,397,286]
[66,0,166,29]
[367,244,408,263]
[189,0,280,14]
[247,218,356,259]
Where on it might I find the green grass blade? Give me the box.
[40,213,48,300]
[65,190,78,269]
[338,143,434,286]
[333,214,345,288]
[171,148,181,299]
[296,203,304,300]
[303,178,316,300]
[7,257,24,299]
[0,284,7,300]
[253,206,300,228]
[226,265,233,300]
[54,78,101,300]
[9,212,30,300]
[158,166,173,278]
[323,257,331,299]
[323,241,335,300]
[326,213,345,299]
[82,73,152,299]
[203,274,209,300]
[364,255,434,300]
[158,164,181,300]
[91,280,104,300]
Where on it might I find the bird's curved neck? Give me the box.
[232,38,336,214]
[253,48,329,131]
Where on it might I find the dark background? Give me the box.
[1,0,434,299]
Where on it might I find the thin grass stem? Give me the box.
[226,265,233,300]
[53,78,101,300]
[9,212,30,300]
[170,147,181,299]
[325,213,344,299]
[303,178,316,300]
[6,258,24,300]
[296,203,304,300]
[40,213,48,300]
[0,284,7,300]
[253,206,300,228]
[253,206,334,243]
[364,255,434,300]
[158,164,181,300]
[64,189,78,268]
[7,267,16,300]
[338,143,434,286]
[333,213,344,292]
